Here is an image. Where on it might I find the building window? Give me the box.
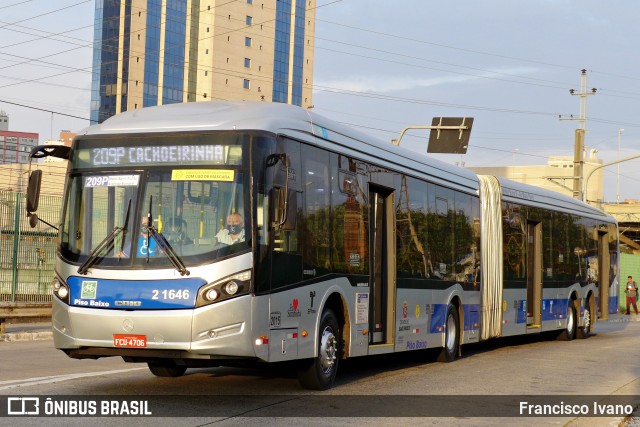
[245,37,252,47]
[244,58,251,68]
[246,16,252,25]
[247,0,252,3]
[243,79,250,89]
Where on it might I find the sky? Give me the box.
[1,0,639,202]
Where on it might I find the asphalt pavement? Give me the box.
[2,314,639,426]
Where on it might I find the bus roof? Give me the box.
[81,100,480,192]
[81,101,614,223]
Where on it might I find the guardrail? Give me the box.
[0,302,52,334]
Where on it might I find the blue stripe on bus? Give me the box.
[514,299,571,324]
[66,276,206,309]
[429,304,448,334]
[462,304,480,332]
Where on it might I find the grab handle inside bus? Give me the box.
[266,153,296,230]
[271,187,296,231]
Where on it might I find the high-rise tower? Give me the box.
[90,0,315,124]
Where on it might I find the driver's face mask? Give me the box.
[226,224,241,234]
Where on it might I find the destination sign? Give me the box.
[73,144,241,168]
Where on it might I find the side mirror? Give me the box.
[26,170,42,213]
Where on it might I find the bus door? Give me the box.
[369,187,395,345]
[526,221,542,329]
[597,231,610,320]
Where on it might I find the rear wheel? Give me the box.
[147,362,187,377]
[557,301,577,341]
[577,298,593,339]
[297,309,340,390]
[438,303,460,362]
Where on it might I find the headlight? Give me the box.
[204,289,219,301]
[57,287,69,299]
[51,276,70,304]
[225,281,239,295]
[196,270,251,308]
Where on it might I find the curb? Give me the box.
[0,330,52,342]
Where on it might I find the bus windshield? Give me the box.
[60,133,251,269]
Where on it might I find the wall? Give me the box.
[620,252,640,313]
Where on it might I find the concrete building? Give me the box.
[0,162,66,196]
[0,131,38,164]
[44,131,75,163]
[0,111,8,131]
[0,110,39,165]
[469,151,604,204]
[91,0,316,124]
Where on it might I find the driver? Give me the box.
[215,213,245,245]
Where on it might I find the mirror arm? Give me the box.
[33,215,59,231]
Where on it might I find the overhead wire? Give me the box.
[2,0,640,136]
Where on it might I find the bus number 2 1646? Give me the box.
[151,289,190,300]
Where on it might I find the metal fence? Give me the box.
[0,190,61,303]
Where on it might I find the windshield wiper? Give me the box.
[118,200,132,262]
[78,200,131,275]
[146,197,190,276]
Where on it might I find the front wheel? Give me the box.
[557,301,577,341]
[147,361,187,377]
[438,303,460,362]
[297,309,341,390]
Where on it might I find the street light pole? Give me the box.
[617,128,624,204]
[584,153,640,204]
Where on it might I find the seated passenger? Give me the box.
[216,213,245,245]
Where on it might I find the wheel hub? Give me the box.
[319,327,337,372]
[445,314,456,351]
[583,306,591,329]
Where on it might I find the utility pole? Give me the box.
[559,69,597,202]
[617,128,624,204]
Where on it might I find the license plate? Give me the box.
[113,334,147,348]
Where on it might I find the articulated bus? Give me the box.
[27,101,618,390]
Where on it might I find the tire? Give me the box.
[438,303,460,362]
[147,362,187,377]
[297,309,340,390]
[557,301,577,341]
[577,298,592,339]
